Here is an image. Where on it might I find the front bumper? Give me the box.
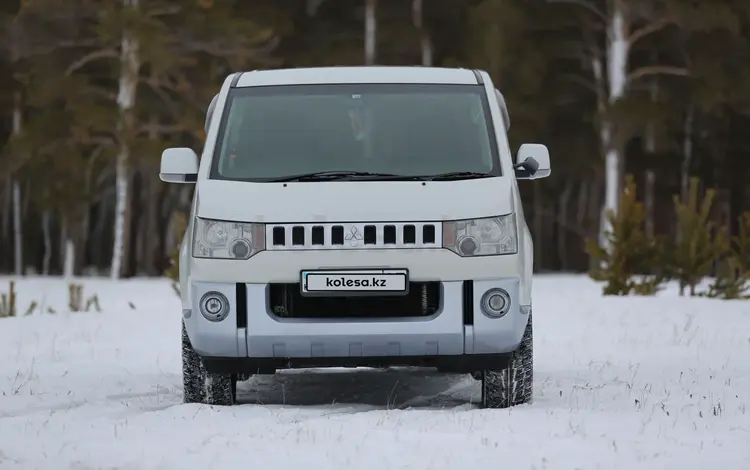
[184,276,530,372]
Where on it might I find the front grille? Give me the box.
[269,282,442,319]
[265,222,441,250]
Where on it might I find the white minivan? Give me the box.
[160,66,551,408]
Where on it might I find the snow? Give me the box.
[1,275,749,470]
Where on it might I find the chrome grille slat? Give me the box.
[264,222,441,250]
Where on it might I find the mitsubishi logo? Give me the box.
[345,225,363,247]
[205,298,223,315]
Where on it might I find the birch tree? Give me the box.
[110,0,140,280]
[8,18,23,276]
[11,93,22,276]
[1,1,749,275]
[412,0,432,66]
[547,0,694,246]
[364,0,377,65]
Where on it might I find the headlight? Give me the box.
[192,218,265,259]
[442,214,518,257]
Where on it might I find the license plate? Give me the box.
[300,268,409,296]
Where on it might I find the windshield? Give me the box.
[209,83,501,181]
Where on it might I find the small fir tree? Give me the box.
[702,212,750,299]
[586,175,669,296]
[671,178,728,296]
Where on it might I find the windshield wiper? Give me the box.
[269,170,492,182]
[270,171,408,183]
[420,171,493,181]
[270,171,410,182]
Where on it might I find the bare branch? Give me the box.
[13,39,106,61]
[65,49,119,76]
[141,77,182,118]
[546,0,607,23]
[625,66,689,85]
[628,17,673,47]
[85,145,108,194]
[176,34,281,60]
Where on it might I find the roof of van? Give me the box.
[233,66,483,87]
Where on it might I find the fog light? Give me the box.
[230,239,251,259]
[480,288,511,318]
[199,291,230,322]
[457,236,478,256]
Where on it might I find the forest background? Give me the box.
[0,0,749,281]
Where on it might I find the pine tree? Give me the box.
[703,212,750,299]
[586,175,669,296]
[671,178,728,296]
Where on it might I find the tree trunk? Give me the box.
[92,201,109,270]
[644,54,659,155]
[63,239,75,280]
[533,181,543,271]
[680,104,695,204]
[42,210,52,275]
[599,2,630,248]
[644,170,655,238]
[643,72,658,240]
[12,91,23,276]
[588,175,603,272]
[141,115,160,276]
[143,173,160,275]
[544,200,555,270]
[412,0,433,66]
[22,180,31,223]
[364,0,377,65]
[576,179,589,232]
[78,204,90,273]
[2,178,10,258]
[12,180,22,276]
[558,181,573,270]
[59,216,65,271]
[111,0,141,280]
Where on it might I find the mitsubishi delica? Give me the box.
[159,66,551,409]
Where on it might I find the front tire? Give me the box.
[205,373,235,406]
[181,322,236,406]
[481,313,533,409]
[182,323,206,404]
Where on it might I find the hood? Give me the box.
[195,177,517,223]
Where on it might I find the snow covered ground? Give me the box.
[0,275,748,470]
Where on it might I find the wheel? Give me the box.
[205,372,235,406]
[181,322,236,406]
[182,322,206,404]
[481,313,533,409]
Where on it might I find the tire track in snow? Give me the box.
[236,368,479,414]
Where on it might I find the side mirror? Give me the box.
[160,148,199,183]
[514,143,550,179]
